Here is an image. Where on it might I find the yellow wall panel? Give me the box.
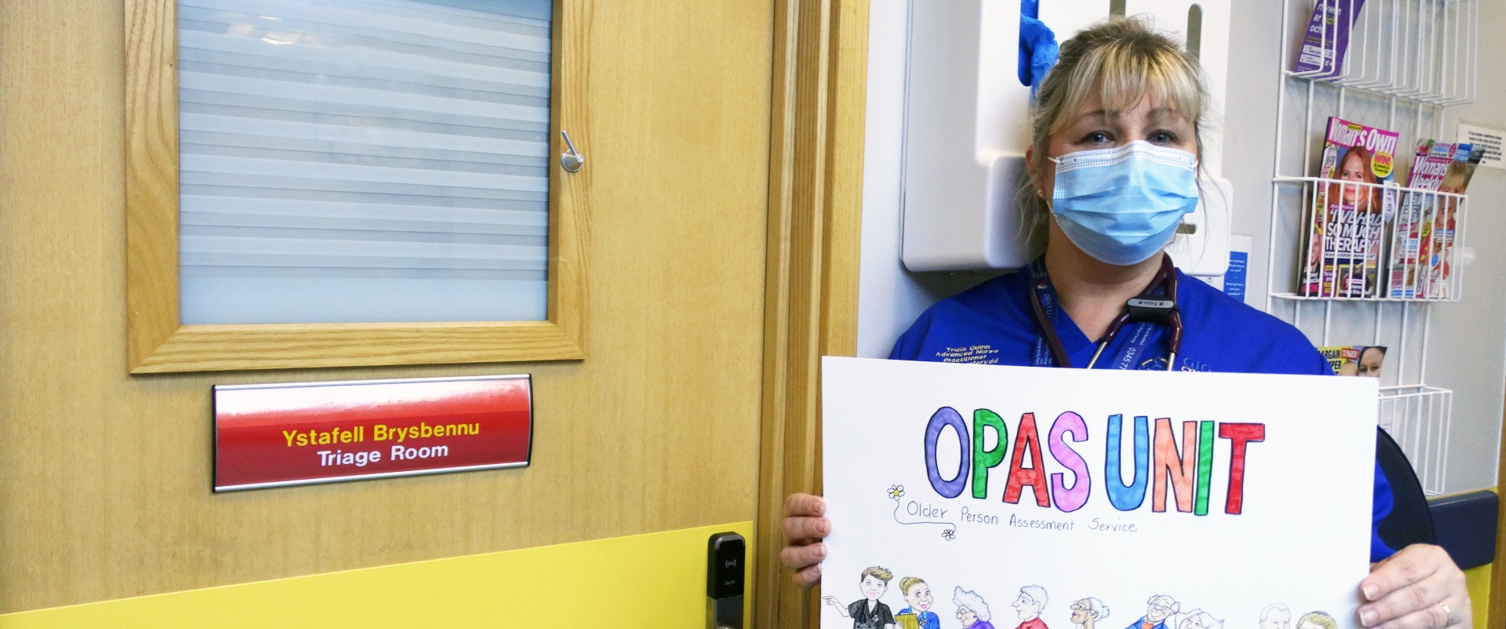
[0,523,754,628]
[1465,564,1489,629]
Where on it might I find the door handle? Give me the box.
[560,130,585,172]
[707,532,745,629]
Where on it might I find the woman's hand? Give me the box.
[1358,544,1470,629]
[780,493,831,588]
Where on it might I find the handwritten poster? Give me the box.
[820,357,1378,629]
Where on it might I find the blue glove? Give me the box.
[1018,15,1059,94]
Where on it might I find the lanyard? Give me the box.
[1027,255,1183,371]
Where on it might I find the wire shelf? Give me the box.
[1275,176,1466,301]
[1270,293,1458,303]
[1267,0,1480,494]
[1378,384,1451,495]
[1287,0,1477,106]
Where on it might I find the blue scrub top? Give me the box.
[890,266,1396,561]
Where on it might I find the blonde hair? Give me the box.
[1439,159,1473,193]
[899,576,927,595]
[1020,16,1209,255]
[1295,611,1338,629]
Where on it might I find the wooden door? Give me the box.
[0,0,868,625]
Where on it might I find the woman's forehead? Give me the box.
[1052,77,1197,133]
[1062,95,1189,125]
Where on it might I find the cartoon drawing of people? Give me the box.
[1171,609,1222,629]
[954,587,997,629]
[1258,604,1291,629]
[823,566,898,629]
[1294,611,1338,629]
[896,576,940,629]
[1010,585,1049,629]
[1069,597,1110,629]
[1124,595,1179,629]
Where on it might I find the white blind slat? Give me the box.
[182,0,549,48]
[183,235,545,260]
[179,72,548,122]
[180,196,546,227]
[182,154,546,192]
[180,114,546,158]
[178,29,551,88]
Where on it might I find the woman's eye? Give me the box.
[1081,131,1112,144]
[1150,130,1177,143]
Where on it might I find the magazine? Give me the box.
[1388,141,1483,298]
[1319,345,1386,378]
[1424,145,1485,299]
[1299,116,1399,298]
[1389,141,1464,297]
[1293,0,1367,79]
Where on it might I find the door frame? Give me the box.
[1491,400,1506,626]
[756,0,870,627]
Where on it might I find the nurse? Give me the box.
[780,17,1470,629]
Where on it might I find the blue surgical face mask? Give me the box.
[1049,141,1199,266]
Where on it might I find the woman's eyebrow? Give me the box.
[1143,106,1189,122]
[1068,110,1110,124]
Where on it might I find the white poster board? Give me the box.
[821,357,1378,629]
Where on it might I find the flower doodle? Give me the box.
[885,484,958,540]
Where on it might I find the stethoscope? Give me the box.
[1027,255,1184,371]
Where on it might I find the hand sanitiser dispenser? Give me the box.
[899,0,1034,271]
[899,0,1233,275]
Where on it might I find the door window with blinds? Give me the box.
[178,0,551,324]
[124,0,582,373]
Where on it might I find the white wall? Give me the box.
[856,0,1505,493]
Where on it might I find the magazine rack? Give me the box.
[1266,0,1478,495]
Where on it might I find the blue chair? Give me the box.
[1374,426,1435,551]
